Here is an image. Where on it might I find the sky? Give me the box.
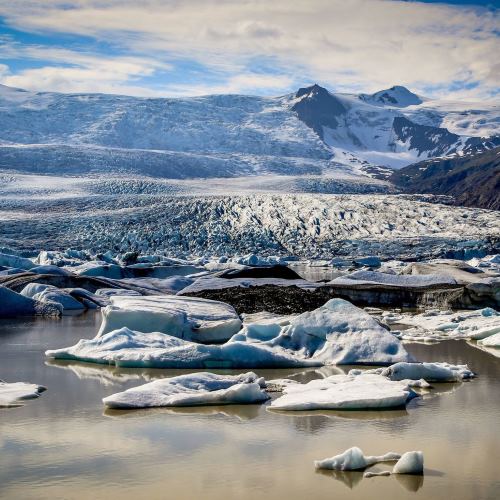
[0,0,498,99]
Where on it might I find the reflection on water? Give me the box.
[1,312,500,500]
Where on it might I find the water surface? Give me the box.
[1,312,499,500]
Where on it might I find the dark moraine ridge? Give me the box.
[391,146,500,210]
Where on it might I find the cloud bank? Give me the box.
[0,0,498,98]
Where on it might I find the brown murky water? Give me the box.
[1,312,499,500]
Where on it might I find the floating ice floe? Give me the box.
[269,374,417,411]
[329,270,457,288]
[46,299,412,368]
[349,361,475,382]
[0,285,61,317]
[314,447,401,471]
[0,380,47,407]
[102,372,269,409]
[392,308,500,342]
[98,295,242,343]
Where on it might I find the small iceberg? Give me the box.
[314,447,401,471]
[102,372,268,409]
[270,374,417,411]
[392,451,424,475]
[0,380,47,407]
[98,295,242,343]
[349,361,475,382]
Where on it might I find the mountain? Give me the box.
[0,83,498,183]
[391,147,500,210]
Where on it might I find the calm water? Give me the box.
[1,312,499,500]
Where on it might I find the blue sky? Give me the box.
[0,0,498,99]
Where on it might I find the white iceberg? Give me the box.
[392,451,424,475]
[393,307,500,342]
[0,252,35,270]
[21,283,85,311]
[0,285,61,317]
[270,374,416,411]
[350,361,475,382]
[98,295,242,343]
[102,372,269,409]
[314,447,401,471]
[0,380,47,407]
[477,333,500,347]
[46,299,412,368]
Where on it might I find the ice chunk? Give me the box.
[46,299,411,368]
[0,380,47,407]
[95,288,142,297]
[98,295,242,343]
[0,252,35,270]
[231,299,412,366]
[392,451,424,475]
[0,285,61,317]
[102,372,268,409]
[351,361,475,382]
[478,333,500,347]
[21,284,85,311]
[270,374,416,411]
[314,447,401,471]
[45,327,320,368]
[394,308,500,342]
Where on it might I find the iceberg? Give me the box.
[270,374,416,411]
[478,333,500,347]
[392,451,424,475]
[393,308,500,342]
[314,447,401,471]
[0,285,61,317]
[350,361,475,382]
[98,295,242,343]
[0,252,35,270]
[102,372,269,409]
[46,299,411,368]
[0,380,47,407]
[21,283,85,311]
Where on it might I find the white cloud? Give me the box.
[0,0,498,97]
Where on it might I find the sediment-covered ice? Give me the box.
[392,451,424,475]
[46,299,411,368]
[270,374,416,411]
[102,372,269,409]
[177,276,319,295]
[329,270,457,287]
[0,380,47,406]
[314,447,401,471]
[350,361,475,382]
[98,295,242,343]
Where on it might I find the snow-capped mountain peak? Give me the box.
[360,85,424,107]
